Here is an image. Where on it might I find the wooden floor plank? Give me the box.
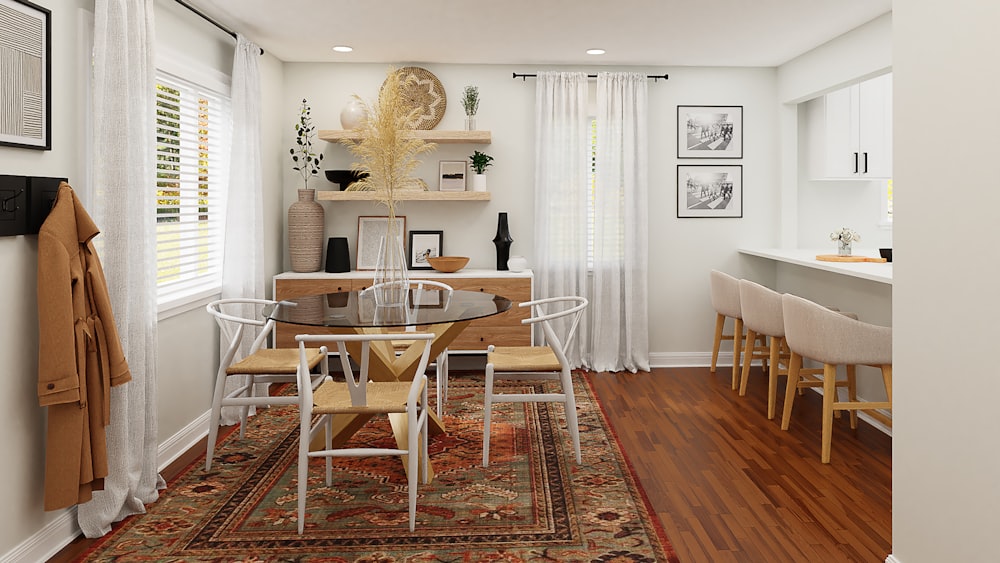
[588,366,891,563]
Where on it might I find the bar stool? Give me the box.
[738,280,831,420]
[710,270,764,390]
[780,293,892,463]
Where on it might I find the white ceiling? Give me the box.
[183,0,891,67]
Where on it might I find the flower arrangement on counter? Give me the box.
[830,227,861,244]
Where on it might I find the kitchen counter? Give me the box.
[738,247,892,285]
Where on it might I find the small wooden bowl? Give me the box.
[426,256,469,273]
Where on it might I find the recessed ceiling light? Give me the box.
[586,48,606,55]
[332,45,353,53]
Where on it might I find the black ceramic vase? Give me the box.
[493,212,513,270]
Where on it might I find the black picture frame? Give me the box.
[677,105,742,159]
[408,230,443,269]
[677,164,743,218]
[0,0,51,150]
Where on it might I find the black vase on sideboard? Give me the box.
[325,237,351,273]
[493,212,513,270]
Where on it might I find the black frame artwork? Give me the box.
[677,164,743,218]
[677,105,742,159]
[0,0,51,150]
[408,230,443,269]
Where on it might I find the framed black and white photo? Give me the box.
[439,160,467,192]
[677,105,742,159]
[677,165,743,218]
[408,230,443,269]
[0,0,51,150]
[356,215,406,270]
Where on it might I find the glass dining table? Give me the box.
[263,287,512,479]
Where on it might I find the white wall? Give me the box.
[0,2,286,560]
[0,0,92,556]
[279,63,780,362]
[892,2,1000,562]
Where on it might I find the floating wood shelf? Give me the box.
[318,129,492,144]
[316,190,491,202]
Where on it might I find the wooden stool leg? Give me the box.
[781,351,802,430]
[821,364,837,464]
[731,318,743,390]
[738,329,756,396]
[711,313,725,373]
[846,364,858,429]
[766,336,781,420]
[881,364,893,404]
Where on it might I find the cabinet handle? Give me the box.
[854,152,859,174]
[863,152,869,174]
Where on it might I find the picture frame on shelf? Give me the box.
[677,164,743,218]
[356,215,407,270]
[677,105,742,159]
[408,230,443,270]
[0,0,51,150]
[439,160,467,192]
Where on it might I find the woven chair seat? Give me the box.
[488,346,562,372]
[312,380,425,415]
[227,347,325,375]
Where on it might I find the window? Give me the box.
[154,70,231,310]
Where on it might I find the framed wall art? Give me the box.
[439,160,467,192]
[677,105,742,159]
[408,230,443,269]
[356,215,406,270]
[677,165,743,218]
[0,0,51,150]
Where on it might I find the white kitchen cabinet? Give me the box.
[806,73,892,180]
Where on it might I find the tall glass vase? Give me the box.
[372,220,409,307]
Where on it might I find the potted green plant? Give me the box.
[461,85,479,130]
[469,150,493,192]
[290,98,323,189]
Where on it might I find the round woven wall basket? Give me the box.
[384,66,447,130]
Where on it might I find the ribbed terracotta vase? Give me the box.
[288,189,324,272]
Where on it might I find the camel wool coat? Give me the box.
[37,183,131,511]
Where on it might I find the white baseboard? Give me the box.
[0,412,211,563]
[886,554,901,563]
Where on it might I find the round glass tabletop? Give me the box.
[265,289,512,328]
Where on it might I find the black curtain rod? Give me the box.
[512,72,668,82]
[173,0,264,55]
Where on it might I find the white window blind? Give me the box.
[154,70,231,308]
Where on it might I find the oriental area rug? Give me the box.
[75,374,678,562]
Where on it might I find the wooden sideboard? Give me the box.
[272,269,533,350]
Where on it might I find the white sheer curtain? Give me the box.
[218,34,265,425]
[533,72,590,367]
[79,0,164,537]
[592,72,649,372]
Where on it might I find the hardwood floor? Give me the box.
[48,366,891,562]
[588,366,891,563]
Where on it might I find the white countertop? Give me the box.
[739,248,892,285]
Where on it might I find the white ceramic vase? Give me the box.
[507,255,529,272]
[340,99,366,129]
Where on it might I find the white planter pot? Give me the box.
[471,173,487,192]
